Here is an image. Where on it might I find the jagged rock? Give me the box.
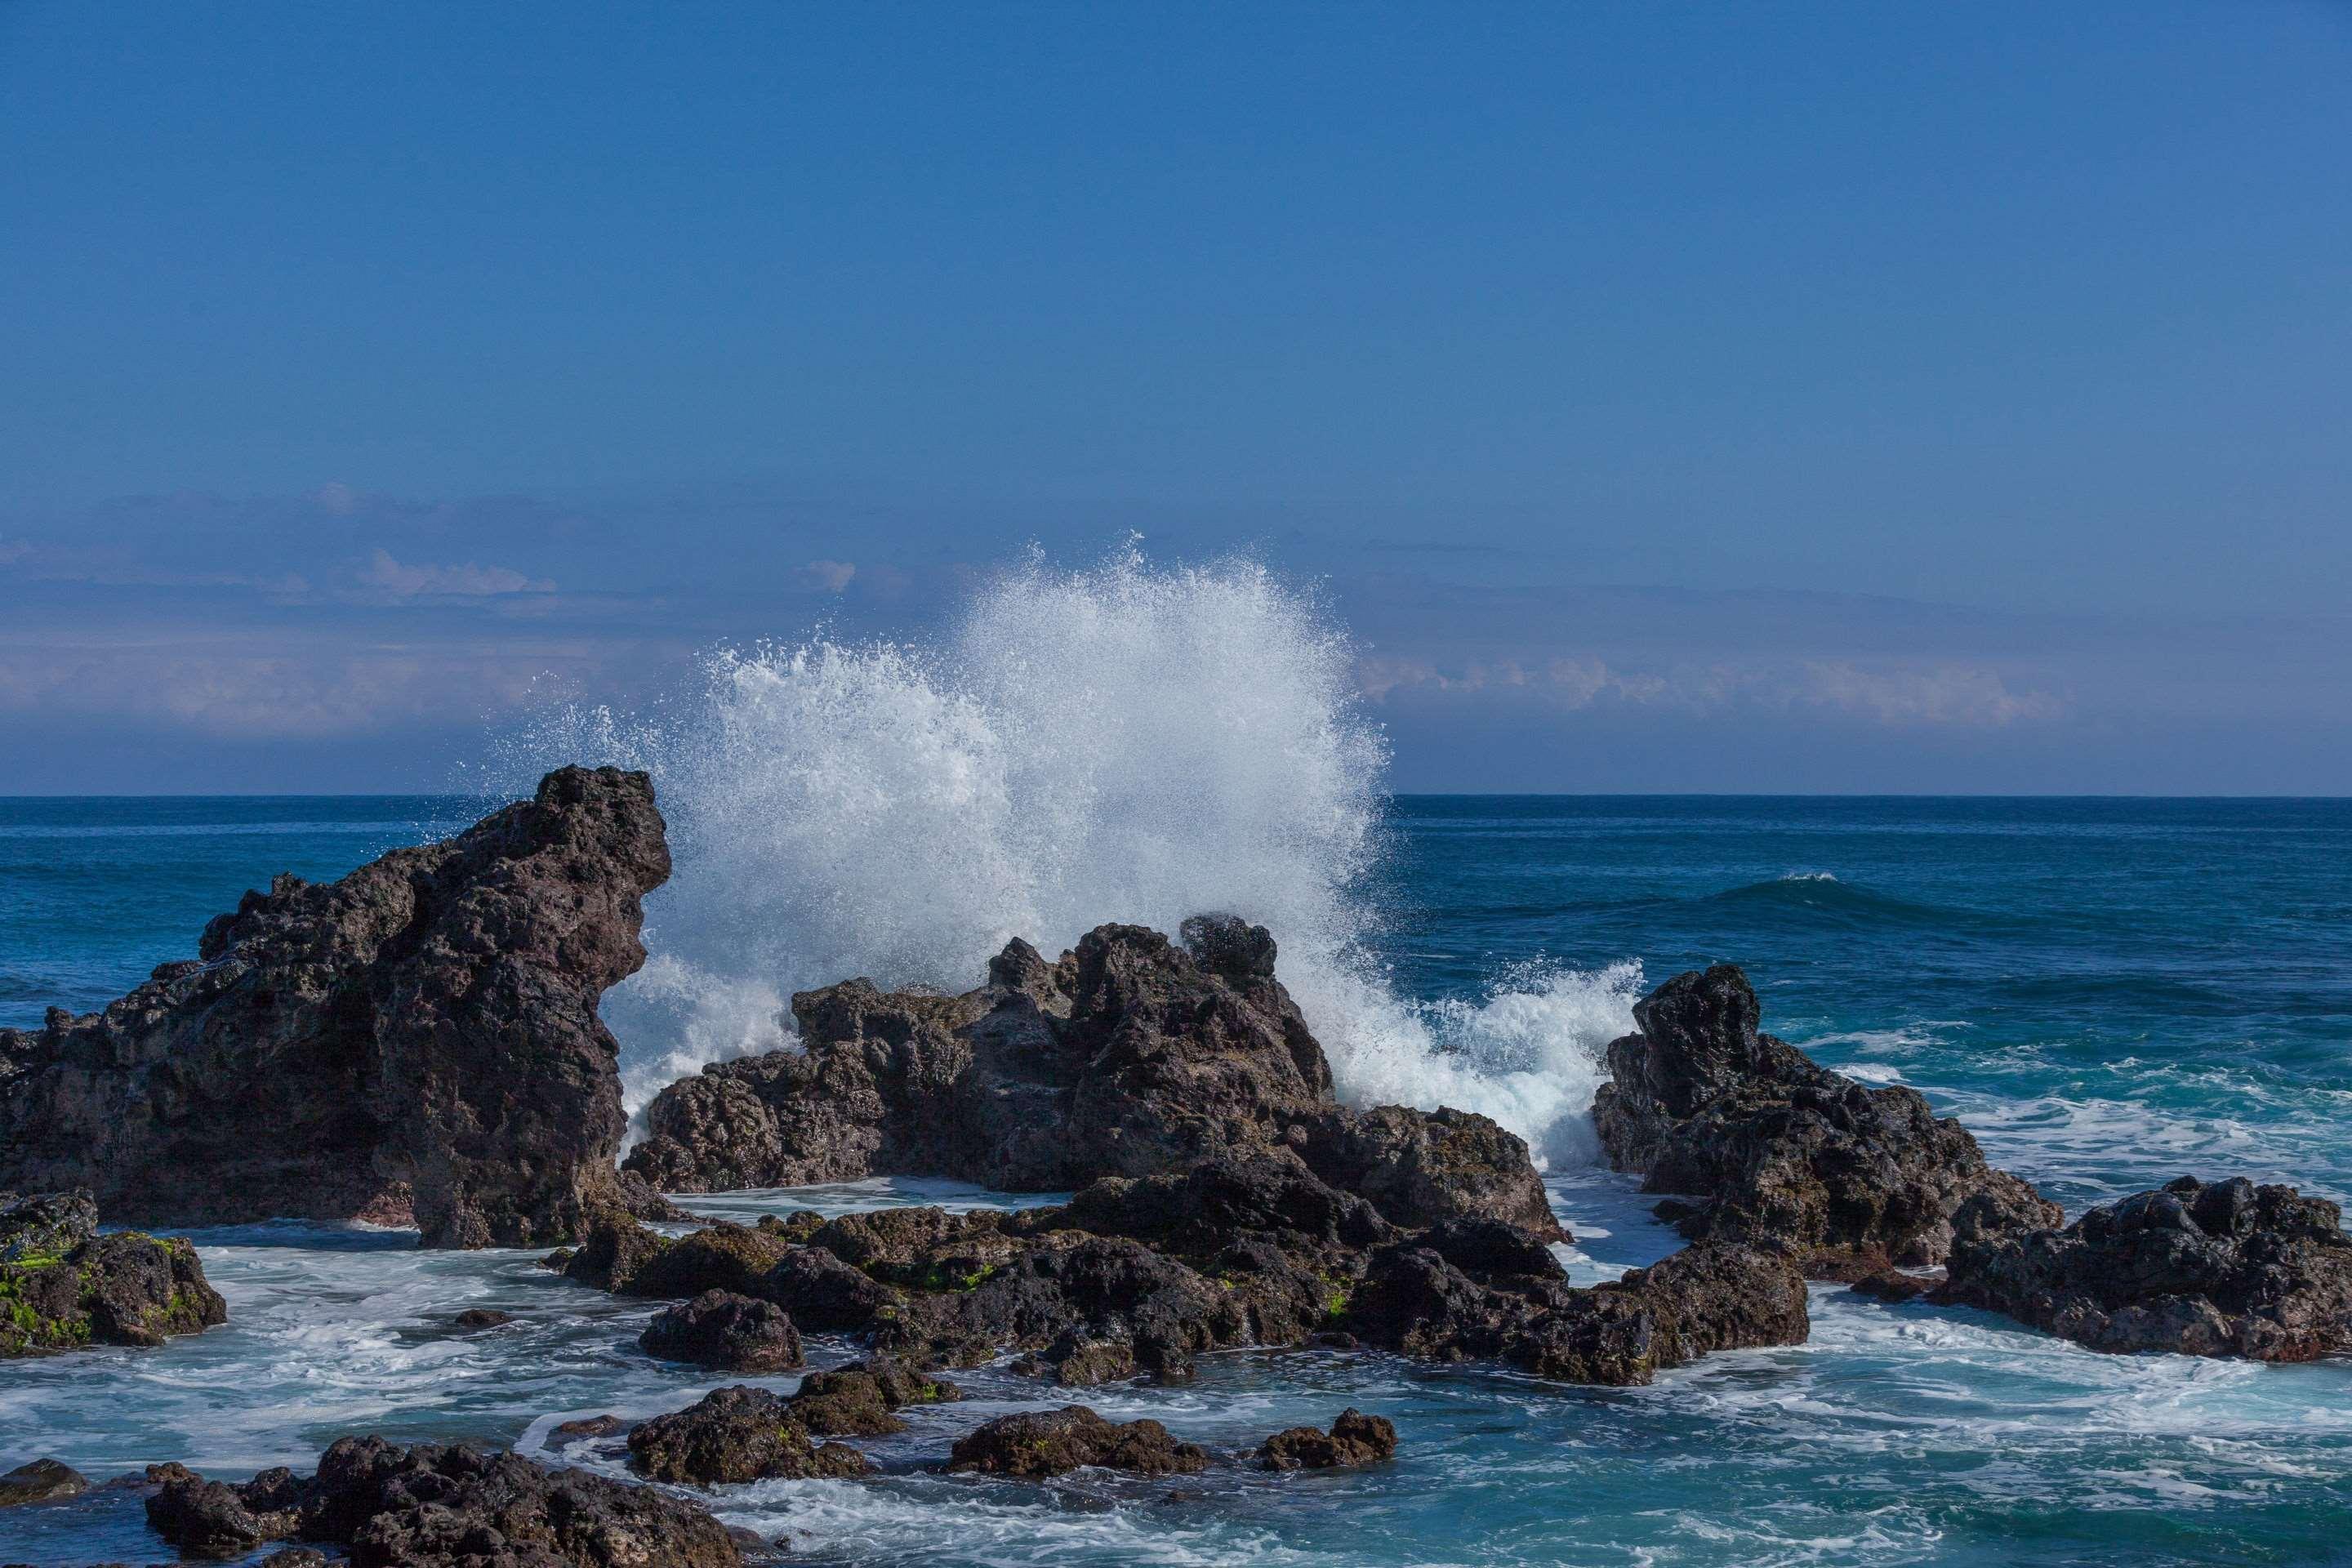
[1347,1239,1807,1386]
[0,768,672,1249]
[1932,1175,2352,1360]
[1289,1106,1561,1236]
[1256,1409,1398,1470]
[787,1356,962,1436]
[627,1220,794,1300]
[627,916,1550,1237]
[1013,1334,1138,1387]
[452,1307,514,1330]
[148,1436,742,1566]
[756,1245,906,1331]
[0,1192,225,1356]
[1037,1155,1396,1263]
[0,1458,89,1507]
[626,1384,867,1486]
[1593,964,2058,1274]
[640,1290,805,1371]
[807,1206,1025,1290]
[947,1405,1209,1478]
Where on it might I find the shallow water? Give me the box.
[3,795,2350,1566]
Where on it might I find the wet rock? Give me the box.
[787,1356,963,1436]
[756,1245,906,1332]
[546,1414,625,1441]
[1849,1270,1930,1303]
[641,1288,805,1371]
[0,1458,88,1507]
[1289,1105,1562,1236]
[559,1213,673,1292]
[808,1206,1024,1291]
[0,1193,226,1357]
[630,1219,796,1299]
[1037,1155,1395,1264]
[1932,1175,2352,1360]
[626,919,1552,1236]
[146,1473,301,1558]
[947,1405,1209,1478]
[1593,964,2058,1273]
[627,1384,867,1486]
[1414,1216,1568,1282]
[0,768,673,1249]
[452,1307,514,1330]
[1348,1239,1807,1386]
[1256,1409,1398,1470]
[1013,1333,1138,1387]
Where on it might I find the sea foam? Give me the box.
[500,546,1631,1166]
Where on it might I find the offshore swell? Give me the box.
[2,564,2349,1567]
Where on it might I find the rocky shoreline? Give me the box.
[3,769,2347,1566]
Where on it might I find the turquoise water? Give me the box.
[3,795,2350,1566]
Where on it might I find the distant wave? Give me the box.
[1701,873,1986,932]
[493,546,1631,1167]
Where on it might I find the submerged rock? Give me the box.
[0,767,673,1249]
[0,1188,225,1357]
[146,1436,742,1566]
[1593,964,2057,1274]
[0,1458,89,1507]
[626,1384,867,1486]
[625,916,1551,1233]
[947,1405,1209,1478]
[639,1289,805,1371]
[1256,1409,1398,1470]
[1933,1175,2352,1360]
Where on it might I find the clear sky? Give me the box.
[3,2,2347,793]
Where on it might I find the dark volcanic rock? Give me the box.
[1592,964,2058,1274]
[452,1307,514,1330]
[1849,1270,1930,1303]
[0,1457,89,1507]
[626,916,1551,1235]
[640,1289,805,1371]
[1347,1238,1807,1386]
[1932,1175,2352,1360]
[787,1356,963,1436]
[947,1405,1209,1478]
[0,767,672,1249]
[0,1190,225,1356]
[1256,1409,1398,1470]
[627,1384,867,1486]
[1040,1155,1396,1263]
[149,1436,742,1566]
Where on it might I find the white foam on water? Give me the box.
[500,546,1633,1167]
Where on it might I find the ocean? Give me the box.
[2,791,2348,1567]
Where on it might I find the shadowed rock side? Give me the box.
[0,1188,225,1357]
[0,767,674,1249]
[1593,964,2058,1276]
[145,1437,743,1566]
[560,1152,1808,1388]
[948,1405,1209,1477]
[626,914,1557,1235]
[1933,1175,2352,1360]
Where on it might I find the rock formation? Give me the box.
[1256,1409,1398,1469]
[626,915,1556,1236]
[1932,1175,2352,1360]
[145,1436,743,1566]
[626,1384,868,1486]
[639,1288,804,1371]
[947,1405,1209,1477]
[1593,964,2058,1275]
[0,1188,225,1356]
[0,768,673,1249]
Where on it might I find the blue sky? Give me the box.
[2,2,2347,793]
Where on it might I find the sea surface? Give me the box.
[4,794,2350,1567]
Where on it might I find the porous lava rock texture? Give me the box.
[0,1187,225,1356]
[1593,964,2057,1275]
[0,768,673,1249]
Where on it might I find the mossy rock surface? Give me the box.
[0,1230,226,1356]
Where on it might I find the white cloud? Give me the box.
[359,548,554,599]
[802,559,857,592]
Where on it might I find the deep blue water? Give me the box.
[3,795,2349,1567]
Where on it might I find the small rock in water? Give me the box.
[1849,1270,1930,1303]
[628,1384,867,1486]
[452,1307,514,1330]
[0,1457,90,1507]
[547,1413,626,1441]
[1256,1409,1399,1470]
[639,1288,805,1371]
[947,1405,1209,1478]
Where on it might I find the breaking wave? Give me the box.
[497,547,1630,1165]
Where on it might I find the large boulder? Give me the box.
[626,915,1550,1234]
[639,1289,804,1371]
[947,1405,1208,1478]
[0,768,672,1249]
[1932,1175,2352,1360]
[626,1384,867,1486]
[786,1356,963,1437]
[146,1437,742,1566]
[1593,964,2057,1275]
[0,1188,225,1356]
